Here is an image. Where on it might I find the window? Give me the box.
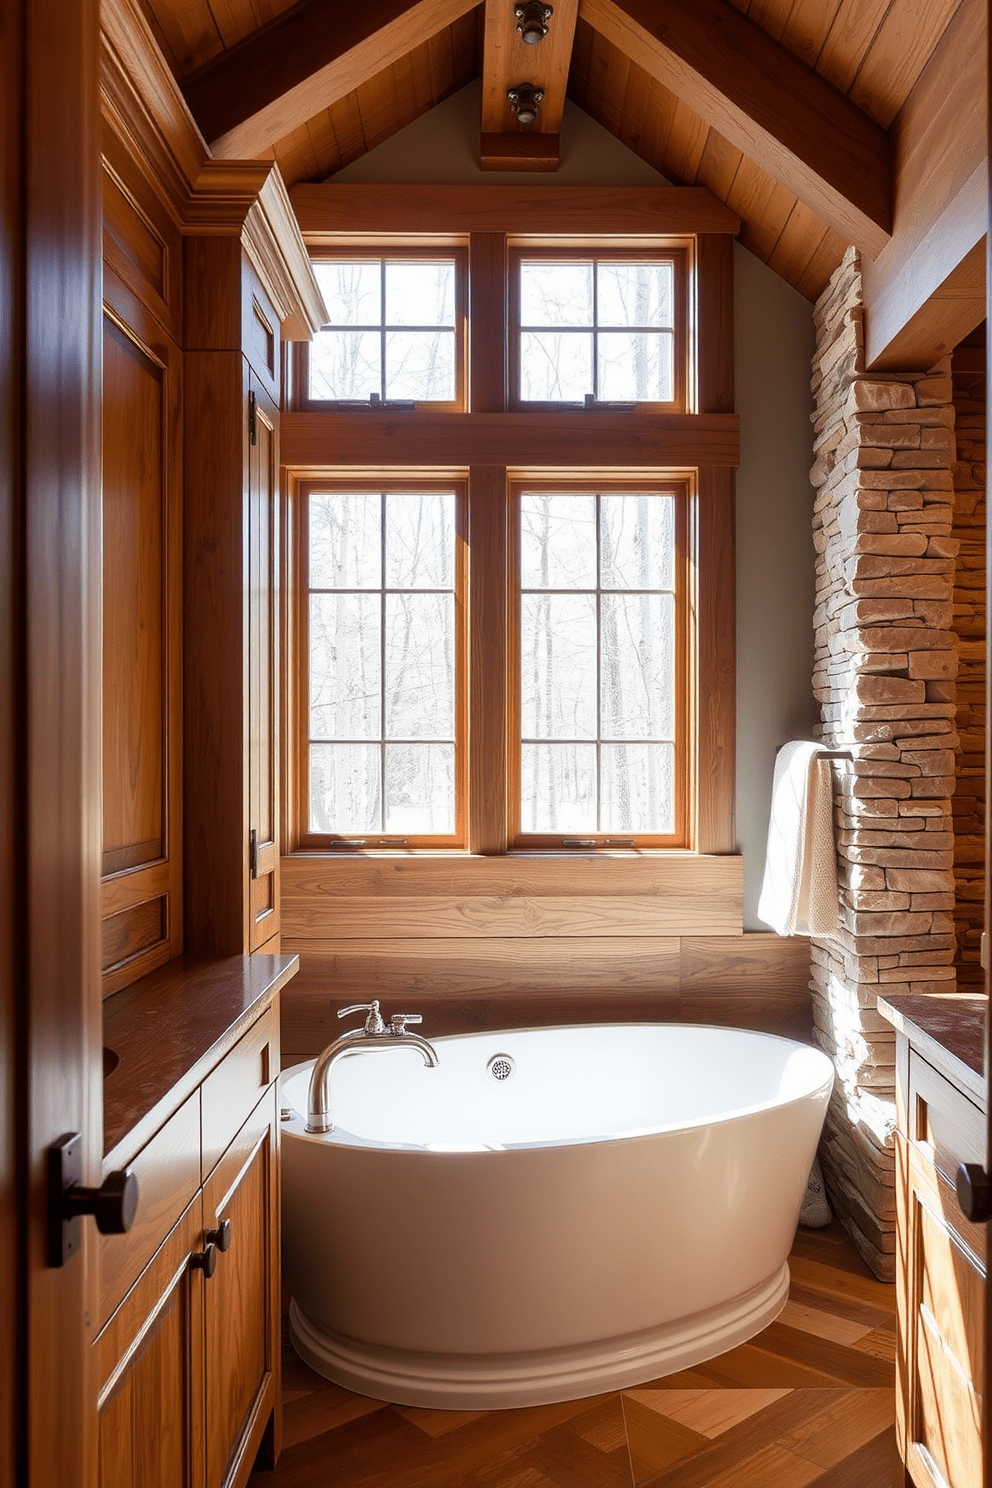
[297,474,691,852]
[306,252,465,408]
[512,484,686,846]
[289,225,735,858]
[302,483,466,846]
[511,248,686,408]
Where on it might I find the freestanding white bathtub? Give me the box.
[280,1023,833,1409]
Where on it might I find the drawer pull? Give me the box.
[191,1242,218,1279]
[205,1219,232,1253]
[956,1162,992,1223]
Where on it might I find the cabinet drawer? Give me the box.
[908,1049,985,1194]
[908,1177,985,1488]
[201,1003,277,1180]
[100,1091,201,1327]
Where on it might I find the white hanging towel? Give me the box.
[757,741,839,937]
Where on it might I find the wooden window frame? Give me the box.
[283,214,737,866]
[508,477,690,849]
[508,245,689,412]
[296,475,469,851]
[293,245,468,412]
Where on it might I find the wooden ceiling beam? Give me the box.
[290,182,741,236]
[862,0,986,370]
[579,0,892,257]
[479,0,578,171]
[282,410,741,469]
[182,0,478,160]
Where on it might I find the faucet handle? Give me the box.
[337,1000,386,1035]
[390,1013,422,1035]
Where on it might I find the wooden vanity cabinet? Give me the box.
[97,1196,206,1488]
[883,1000,986,1488]
[202,1089,280,1487]
[97,985,283,1488]
[184,242,283,959]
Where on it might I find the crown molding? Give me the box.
[189,162,327,339]
[100,0,323,339]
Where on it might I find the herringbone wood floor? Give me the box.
[251,1223,897,1487]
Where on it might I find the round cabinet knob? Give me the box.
[956,1162,992,1223]
[64,1167,139,1236]
[190,1242,218,1279]
[205,1219,232,1253]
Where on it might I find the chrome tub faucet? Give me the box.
[306,999,439,1134]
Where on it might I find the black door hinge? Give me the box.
[248,390,257,446]
[249,828,258,879]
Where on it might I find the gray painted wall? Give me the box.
[330,82,818,926]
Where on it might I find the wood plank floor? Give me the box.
[250,1224,897,1488]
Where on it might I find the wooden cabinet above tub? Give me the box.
[99,953,297,1488]
[878,994,986,1488]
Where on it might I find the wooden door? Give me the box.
[0,0,21,1475]
[18,0,104,1485]
[97,1200,206,1488]
[202,1090,280,1487]
[248,377,280,953]
[985,33,992,1475]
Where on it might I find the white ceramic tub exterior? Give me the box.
[280,1023,833,1408]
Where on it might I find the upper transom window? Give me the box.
[309,253,465,408]
[511,249,686,409]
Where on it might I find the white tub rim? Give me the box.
[279,1020,834,1154]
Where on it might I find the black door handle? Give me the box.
[47,1132,139,1267]
[956,1162,992,1223]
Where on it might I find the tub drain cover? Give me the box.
[487,1053,515,1082]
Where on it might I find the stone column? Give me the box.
[809,248,958,1280]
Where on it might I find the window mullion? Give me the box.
[467,464,509,853]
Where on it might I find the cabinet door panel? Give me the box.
[903,1148,985,1488]
[203,1088,279,1488]
[97,1198,204,1488]
[248,375,280,952]
[100,302,183,994]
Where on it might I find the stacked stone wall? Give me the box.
[951,344,986,990]
[809,248,958,1280]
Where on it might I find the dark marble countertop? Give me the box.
[102,953,298,1170]
[877,993,986,1107]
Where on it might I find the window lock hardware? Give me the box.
[369,393,416,410]
[248,390,257,445]
[330,837,409,848]
[582,394,636,411]
[329,395,417,411]
[562,838,635,848]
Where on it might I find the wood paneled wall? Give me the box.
[100,141,184,995]
[279,854,813,1057]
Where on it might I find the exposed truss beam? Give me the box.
[579,0,892,257]
[182,0,478,160]
[479,0,579,171]
[863,0,986,369]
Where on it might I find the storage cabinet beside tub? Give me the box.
[96,1001,280,1488]
[886,1007,986,1488]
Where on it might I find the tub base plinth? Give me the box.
[288,1263,790,1409]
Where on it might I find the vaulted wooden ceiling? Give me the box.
[137,0,968,302]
